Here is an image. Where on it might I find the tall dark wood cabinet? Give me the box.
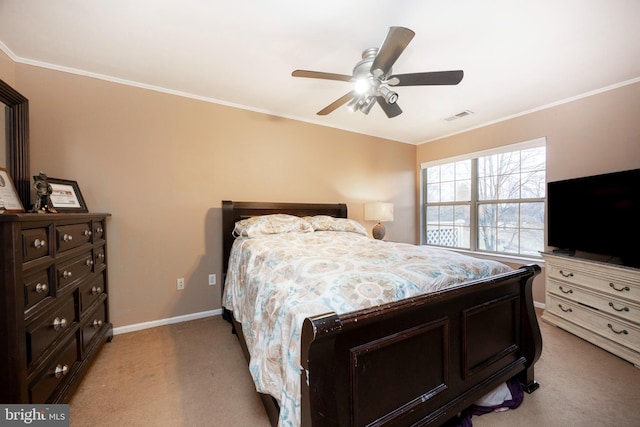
[0,213,113,403]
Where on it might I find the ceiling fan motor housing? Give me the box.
[352,48,398,105]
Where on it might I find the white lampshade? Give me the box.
[364,202,394,222]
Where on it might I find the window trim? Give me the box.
[420,137,546,257]
[420,137,546,171]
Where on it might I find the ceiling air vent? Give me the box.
[445,110,474,121]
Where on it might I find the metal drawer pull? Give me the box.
[83,229,92,237]
[92,319,103,329]
[559,270,573,278]
[98,253,105,260]
[95,227,103,234]
[54,364,70,379]
[86,258,94,266]
[36,283,48,293]
[63,234,73,242]
[609,283,630,292]
[558,304,572,313]
[609,302,630,312]
[52,317,68,331]
[62,270,72,279]
[91,286,102,295]
[607,324,628,335]
[33,238,47,249]
[558,286,573,294]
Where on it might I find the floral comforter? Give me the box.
[222,230,511,427]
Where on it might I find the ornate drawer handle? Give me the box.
[559,270,573,278]
[33,238,47,249]
[52,317,68,331]
[558,304,573,313]
[63,234,73,242]
[92,319,103,329]
[609,283,630,292]
[91,286,102,295]
[609,302,630,312]
[62,270,72,279]
[607,323,629,335]
[35,283,48,293]
[558,286,573,294]
[86,258,94,266]
[54,364,70,379]
[83,229,92,237]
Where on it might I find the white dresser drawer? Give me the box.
[546,294,640,353]
[546,260,640,302]
[546,279,640,324]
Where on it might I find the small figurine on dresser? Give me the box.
[32,172,57,213]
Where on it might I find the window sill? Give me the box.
[445,248,545,268]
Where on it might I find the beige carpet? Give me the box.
[69,313,640,426]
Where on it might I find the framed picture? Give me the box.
[0,167,26,213]
[47,177,88,213]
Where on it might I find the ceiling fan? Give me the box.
[292,27,463,118]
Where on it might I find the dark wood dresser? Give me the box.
[0,213,113,403]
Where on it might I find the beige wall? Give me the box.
[0,49,14,85]
[417,82,640,303]
[9,64,416,328]
[4,52,638,326]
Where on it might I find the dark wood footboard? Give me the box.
[300,264,542,427]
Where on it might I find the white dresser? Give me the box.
[541,252,640,367]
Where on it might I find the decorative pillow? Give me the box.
[306,215,368,236]
[233,214,313,238]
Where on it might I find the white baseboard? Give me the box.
[113,308,223,335]
[534,301,546,310]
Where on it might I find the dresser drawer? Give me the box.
[546,260,640,302]
[57,251,94,290]
[93,220,105,240]
[56,222,92,252]
[547,279,640,324]
[79,273,106,313]
[546,294,640,352]
[22,227,51,262]
[26,295,78,367]
[29,335,79,403]
[82,301,107,352]
[94,245,106,268]
[24,269,53,311]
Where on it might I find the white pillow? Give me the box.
[233,214,313,238]
[305,215,367,236]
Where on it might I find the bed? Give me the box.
[221,200,542,426]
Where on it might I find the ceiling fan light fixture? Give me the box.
[379,86,398,104]
[347,96,365,113]
[359,96,376,114]
[354,78,371,95]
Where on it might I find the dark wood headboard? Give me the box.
[221,200,348,278]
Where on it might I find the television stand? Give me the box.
[541,252,640,368]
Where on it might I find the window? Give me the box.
[421,139,546,258]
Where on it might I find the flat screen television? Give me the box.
[547,168,640,268]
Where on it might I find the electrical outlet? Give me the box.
[177,278,185,290]
[208,274,216,286]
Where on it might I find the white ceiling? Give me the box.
[1,0,639,145]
